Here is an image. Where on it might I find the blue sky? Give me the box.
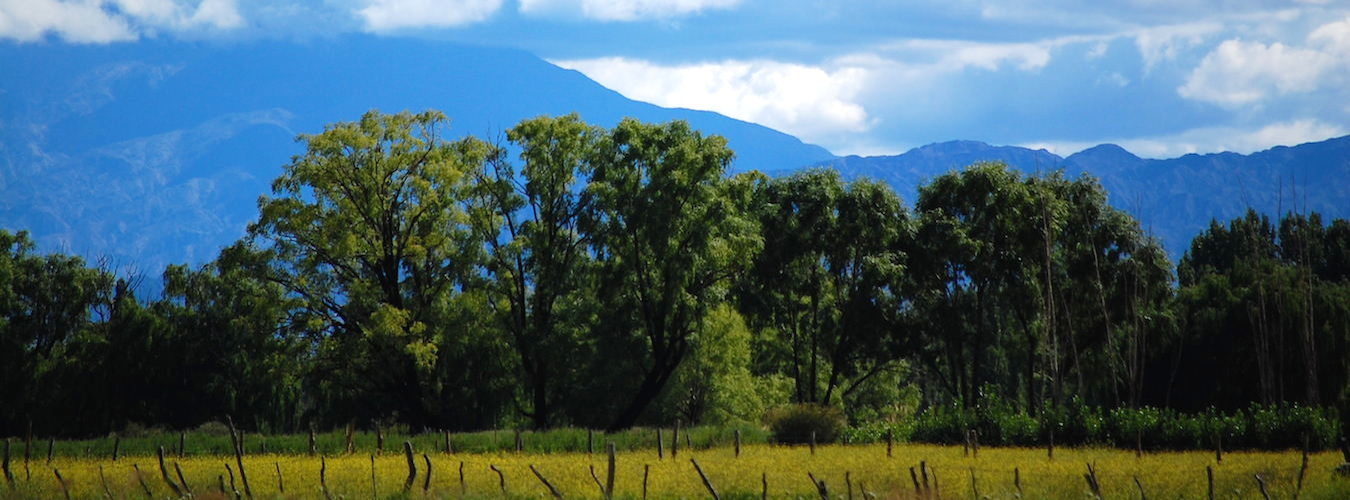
[4,0,1349,158]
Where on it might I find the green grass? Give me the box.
[4,423,772,459]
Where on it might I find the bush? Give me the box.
[902,399,1340,451]
[767,404,846,444]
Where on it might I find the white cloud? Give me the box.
[1132,22,1222,72]
[519,0,741,21]
[1178,16,1350,106]
[0,0,243,43]
[357,0,503,31]
[552,57,871,147]
[1025,119,1348,159]
[0,0,136,43]
[882,38,1056,71]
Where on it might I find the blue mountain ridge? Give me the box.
[3,36,1346,272]
[796,136,1350,259]
[0,36,833,273]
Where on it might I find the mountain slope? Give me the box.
[802,137,1350,258]
[0,37,834,271]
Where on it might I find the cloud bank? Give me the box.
[0,0,242,43]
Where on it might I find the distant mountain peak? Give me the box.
[1065,143,1143,169]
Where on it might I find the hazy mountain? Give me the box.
[801,137,1350,258]
[0,36,833,273]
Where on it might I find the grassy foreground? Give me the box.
[3,444,1348,499]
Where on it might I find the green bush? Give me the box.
[901,399,1340,451]
[767,404,846,444]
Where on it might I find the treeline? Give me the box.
[3,111,1348,438]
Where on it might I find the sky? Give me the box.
[3,0,1349,158]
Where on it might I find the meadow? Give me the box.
[4,441,1348,499]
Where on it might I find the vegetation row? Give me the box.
[3,111,1349,450]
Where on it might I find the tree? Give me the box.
[469,114,598,428]
[250,110,496,428]
[736,170,910,410]
[583,118,761,430]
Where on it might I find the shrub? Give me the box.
[767,404,846,444]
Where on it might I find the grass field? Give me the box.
[3,443,1349,499]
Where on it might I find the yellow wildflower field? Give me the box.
[8,444,1350,499]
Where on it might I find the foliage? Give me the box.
[766,404,846,444]
[4,110,1350,444]
[905,398,1339,450]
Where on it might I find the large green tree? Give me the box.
[583,118,761,430]
[469,114,598,428]
[737,170,911,409]
[251,110,500,428]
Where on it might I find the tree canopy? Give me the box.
[3,111,1348,438]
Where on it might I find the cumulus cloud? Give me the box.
[356,0,503,31]
[0,0,243,43]
[1178,16,1350,106]
[880,38,1058,71]
[519,0,741,21]
[1026,119,1348,159]
[553,57,871,146]
[0,0,136,42]
[1132,22,1222,72]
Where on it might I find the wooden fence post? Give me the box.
[375,423,384,454]
[157,446,184,497]
[2,438,12,486]
[657,429,665,459]
[98,465,113,499]
[673,420,681,459]
[175,462,193,495]
[1206,466,1215,500]
[423,454,433,492]
[1083,463,1101,499]
[807,472,828,500]
[644,465,651,500]
[309,429,317,456]
[133,464,154,498]
[691,458,720,500]
[735,429,742,458]
[274,462,285,494]
[402,441,417,493]
[52,467,70,500]
[606,442,617,500]
[320,456,333,500]
[529,464,564,499]
[489,464,507,495]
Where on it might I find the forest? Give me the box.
[3,111,1348,444]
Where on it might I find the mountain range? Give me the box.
[1,36,831,274]
[803,137,1350,259]
[3,36,1347,274]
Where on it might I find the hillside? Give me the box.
[801,137,1350,257]
[0,36,834,271]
